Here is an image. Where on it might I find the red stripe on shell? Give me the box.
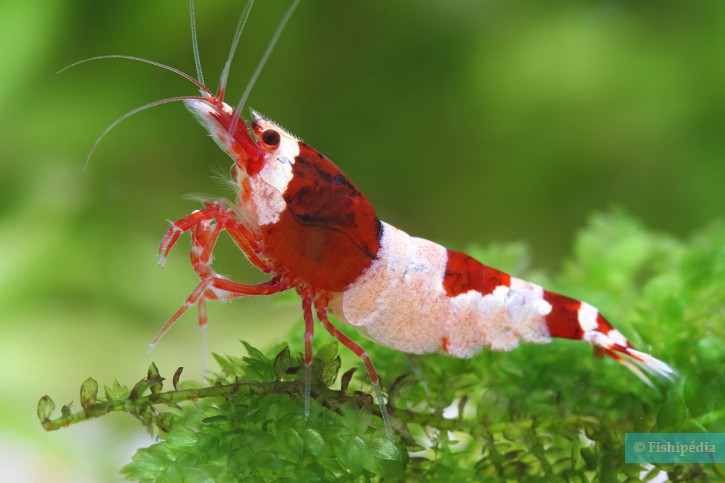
[543,291,583,340]
[442,249,511,297]
[596,312,613,335]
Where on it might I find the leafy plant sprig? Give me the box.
[37,212,725,481]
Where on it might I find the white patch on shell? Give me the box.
[582,328,629,353]
[329,223,551,358]
[578,302,599,331]
[583,330,607,346]
[537,299,553,316]
[333,223,449,355]
[248,110,299,225]
[487,277,551,351]
[608,329,627,346]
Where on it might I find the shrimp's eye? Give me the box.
[260,129,281,150]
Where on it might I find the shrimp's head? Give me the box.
[186,97,300,185]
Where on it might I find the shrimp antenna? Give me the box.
[217,0,255,102]
[83,96,208,172]
[59,55,212,97]
[189,0,205,86]
[228,0,302,135]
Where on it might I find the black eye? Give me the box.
[261,129,281,149]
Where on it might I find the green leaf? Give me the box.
[388,373,416,406]
[104,379,130,401]
[337,436,368,473]
[369,437,401,461]
[147,362,160,380]
[284,428,304,458]
[80,378,98,410]
[240,341,273,379]
[301,428,325,457]
[241,340,267,362]
[129,378,156,400]
[202,415,229,424]
[155,412,176,433]
[321,356,342,387]
[656,397,687,431]
[580,447,596,470]
[340,367,357,394]
[164,427,199,447]
[273,345,292,380]
[37,395,55,423]
[212,353,231,374]
[172,367,183,390]
[316,342,338,363]
[133,444,172,473]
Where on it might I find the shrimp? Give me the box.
[82,0,675,440]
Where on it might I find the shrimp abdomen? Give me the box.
[331,222,675,384]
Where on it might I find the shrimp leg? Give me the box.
[151,209,288,373]
[314,298,393,440]
[159,201,268,272]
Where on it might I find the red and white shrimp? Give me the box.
[84,0,674,439]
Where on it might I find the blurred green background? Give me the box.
[1,0,724,480]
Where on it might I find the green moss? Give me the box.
[39,212,724,481]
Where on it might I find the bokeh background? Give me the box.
[1,0,724,480]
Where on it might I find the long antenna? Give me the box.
[59,55,212,96]
[83,96,208,171]
[190,0,205,86]
[228,0,302,135]
[217,0,255,102]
